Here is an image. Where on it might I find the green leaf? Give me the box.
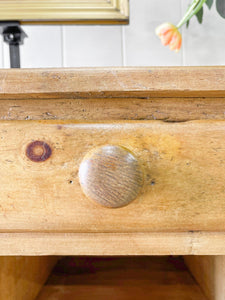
[205,0,214,9]
[216,0,225,18]
[195,6,204,23]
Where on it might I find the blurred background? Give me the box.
[1,0,225,68]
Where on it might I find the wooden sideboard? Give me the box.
[0,67,225,299]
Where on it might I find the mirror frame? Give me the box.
[0,0,129,24]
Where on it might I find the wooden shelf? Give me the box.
[36,256,206,300]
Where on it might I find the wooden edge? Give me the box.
[184,256,225,300]
[0,67,224,99]
[1,232,225,256]
[0,97,225,122]
[0,256,59,300]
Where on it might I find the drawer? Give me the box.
[0,119,224,233]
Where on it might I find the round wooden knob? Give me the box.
[79,145,143,208]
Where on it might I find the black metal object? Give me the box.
[0,22,27,68]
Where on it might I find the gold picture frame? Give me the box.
[0,0,129,24]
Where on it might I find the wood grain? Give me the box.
[79,145,143,208]
[185,256,225,300]
[36,256,207,300]
[0,256,58,300]
[0,67,225,258]
[0,67,224,99]
[1,232,225,255]
[1,98,225,122]
[0,120,225,232]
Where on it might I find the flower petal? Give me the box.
[156,22,182,52]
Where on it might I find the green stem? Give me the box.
[176,0,206,28]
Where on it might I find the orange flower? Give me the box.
[156,23,182,52]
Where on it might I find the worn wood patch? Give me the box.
[0,120,225,232]
[0,67,224,99]
[1,98,225,122]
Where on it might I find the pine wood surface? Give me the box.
[1,97,225,122]
[1,232,225,256]
[0,67,224,99]
[0,120,224,233]
[36,256,207,300]
[185,256,225,300]
[0,67,224,256]
[0,257,58,300]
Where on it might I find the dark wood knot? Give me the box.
[26,141,52,162]
[79,145,144,208]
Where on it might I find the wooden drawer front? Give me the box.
[0,120,225,233]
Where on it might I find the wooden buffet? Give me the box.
[0,67,225,299]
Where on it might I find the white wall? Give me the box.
[1,0,225,68]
